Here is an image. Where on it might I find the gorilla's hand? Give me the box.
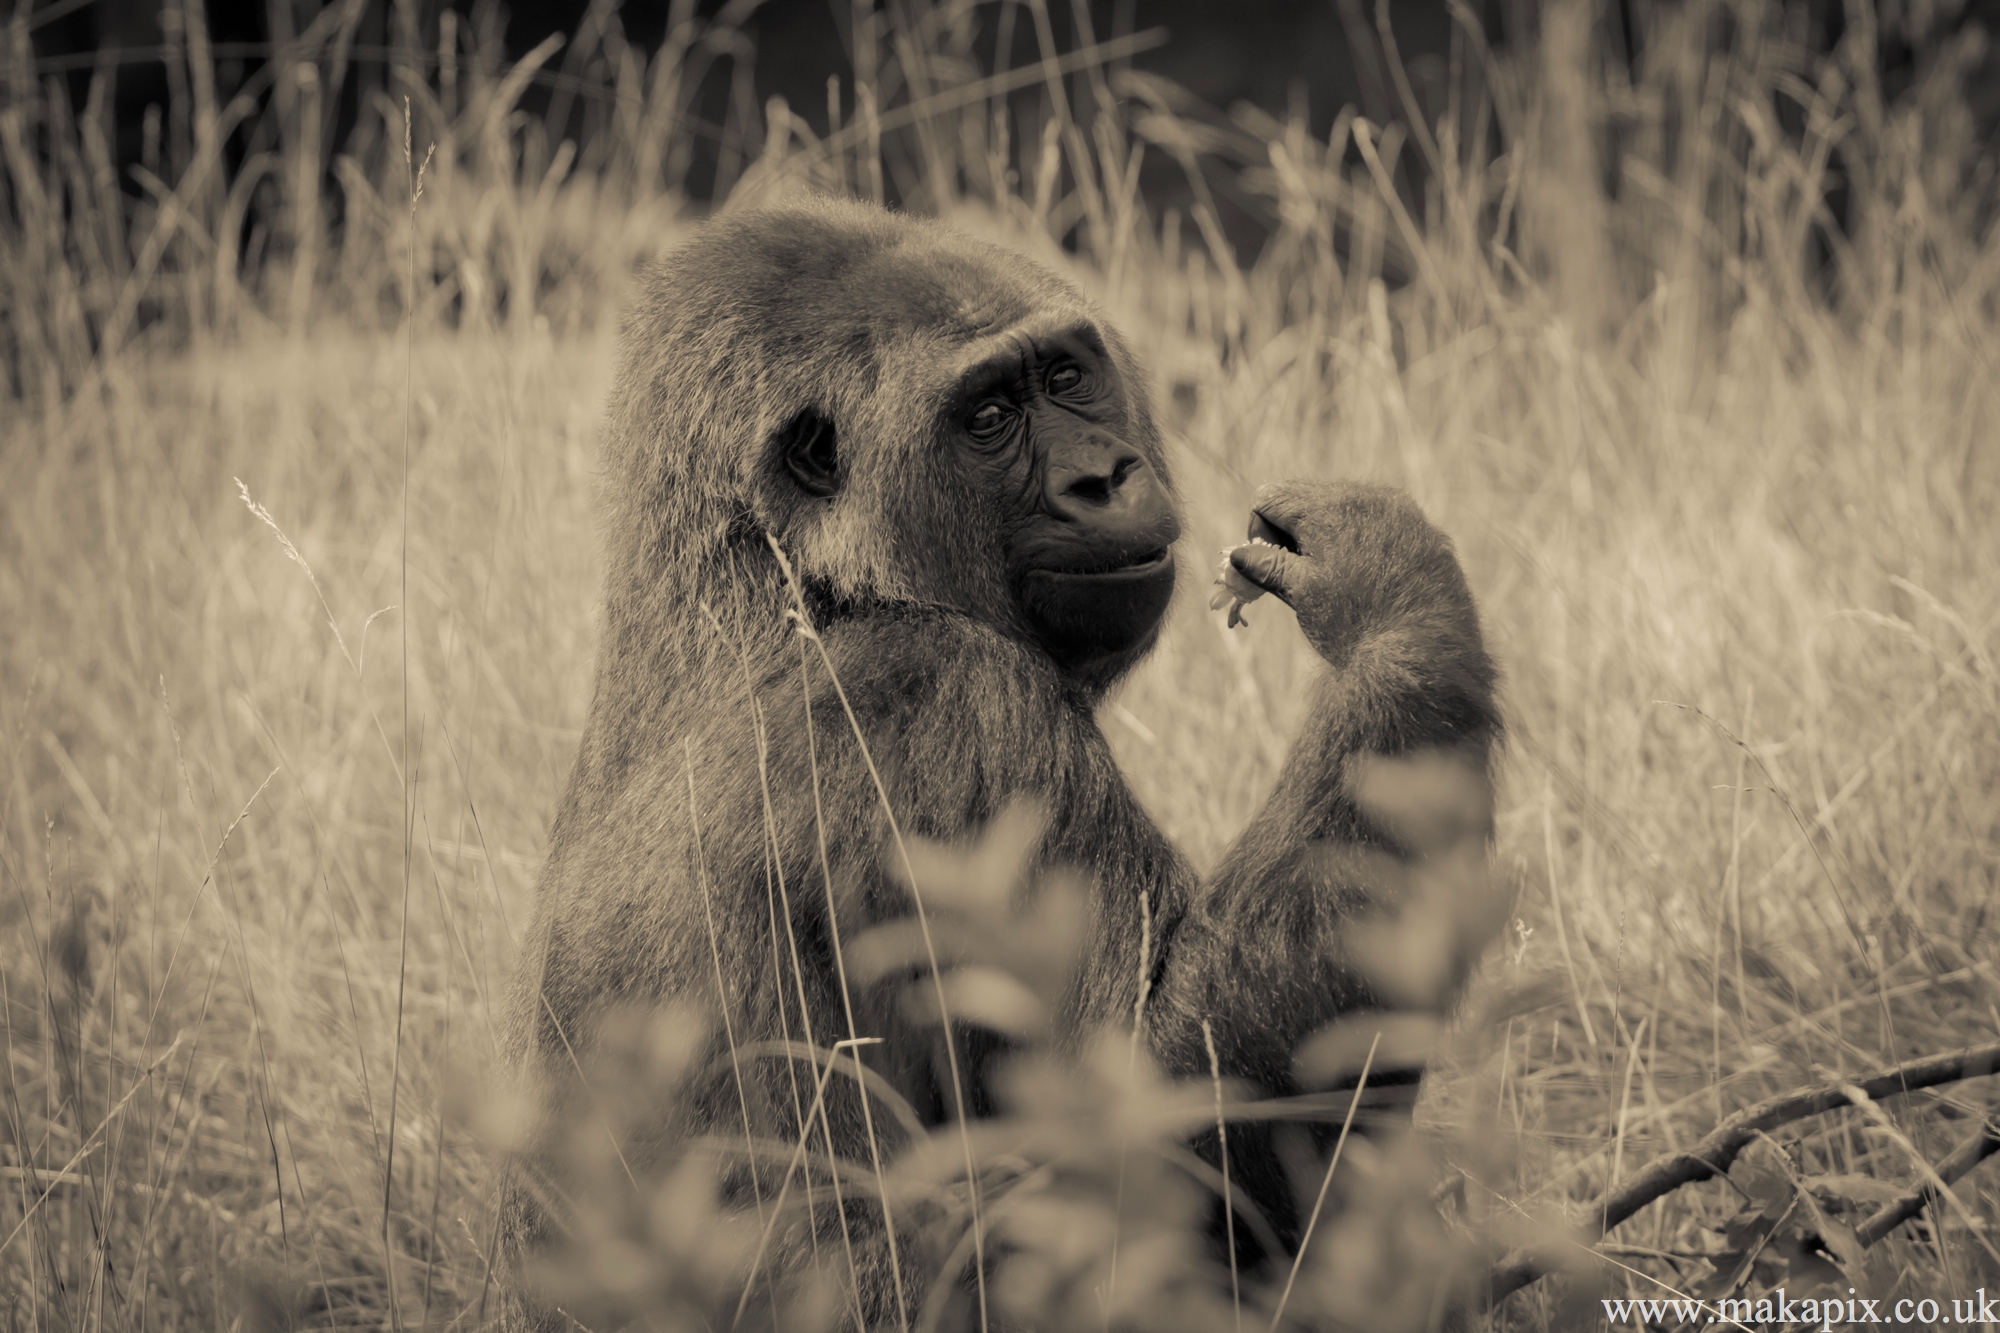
[1224,481,1478,670]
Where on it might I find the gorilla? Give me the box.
[500,194,1500,1330]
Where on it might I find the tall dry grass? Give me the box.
[3,0,1998,1327]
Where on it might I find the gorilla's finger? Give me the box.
[1248,483,1319,554]
[1247,509,1298,551]
[1229,541,1297,600]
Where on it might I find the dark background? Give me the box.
[24,0,2000,260]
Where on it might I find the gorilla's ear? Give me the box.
[778,410,840,497]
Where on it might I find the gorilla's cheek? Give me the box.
[1018,551,1176,664]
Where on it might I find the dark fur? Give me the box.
[500,197,1499,1329]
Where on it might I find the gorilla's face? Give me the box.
[772,276,1179,690]
[943,321,1180,686]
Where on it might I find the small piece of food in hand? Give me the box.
[1210,536,1278,628]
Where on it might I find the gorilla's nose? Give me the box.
[1047,437,1174,546]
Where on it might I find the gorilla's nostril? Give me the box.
[1067,475,1114,505]
[1063,454,1142,508]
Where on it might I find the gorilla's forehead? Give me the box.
[691,202,1117,414]
[842,235,1096,349]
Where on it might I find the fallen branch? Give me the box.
[1855,1115,2000,1247]
[1484,1037,2000,1305]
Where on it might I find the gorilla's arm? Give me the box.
[1147,482,1501,1098]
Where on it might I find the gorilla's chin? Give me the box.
[1020,552,1176,684]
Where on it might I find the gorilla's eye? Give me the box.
[967,401,1016,443]
[1046,361,1087,395]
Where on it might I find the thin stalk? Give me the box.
[1269,1033,1379,1332]
[766,535,990,1333]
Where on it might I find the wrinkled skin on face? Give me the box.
[772,312,1176,684]
[964,324,1180,681]
[782,318,1181,687]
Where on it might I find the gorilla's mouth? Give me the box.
[1018,549,1177,678]
[1043,547,1173,580]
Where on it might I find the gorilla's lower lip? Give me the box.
[1020,550,1176,675]
[1034,549,1173,581]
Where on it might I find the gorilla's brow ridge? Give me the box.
[945,294,1030,342]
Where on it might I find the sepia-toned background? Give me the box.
[3,0,1998,1327]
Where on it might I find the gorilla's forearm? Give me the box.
[1147,565,1500,1092]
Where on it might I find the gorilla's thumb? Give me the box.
[1229,541,1296,602]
